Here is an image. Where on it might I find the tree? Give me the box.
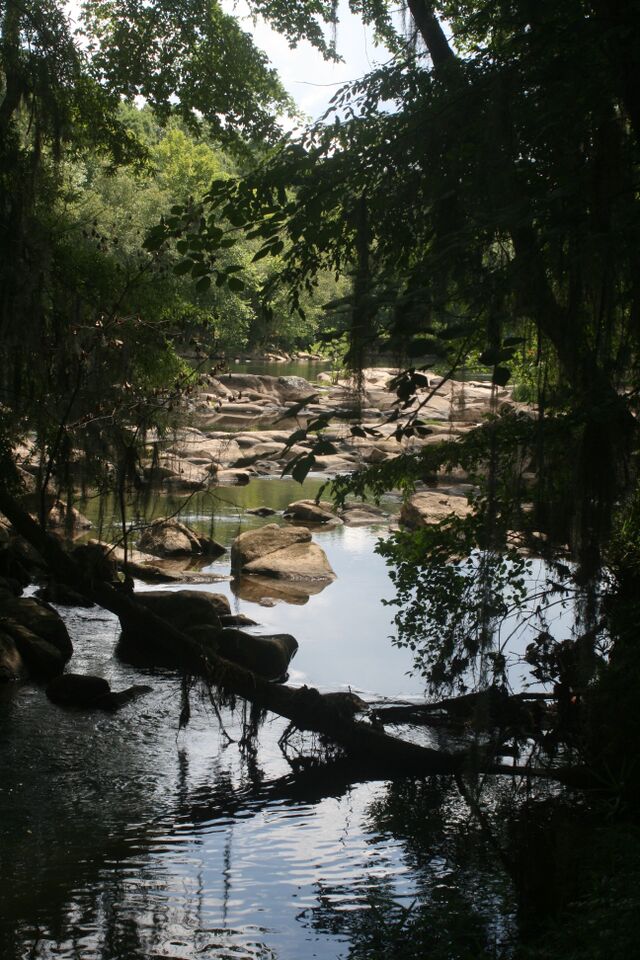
[177,1,639,558]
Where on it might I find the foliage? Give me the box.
[378,512,532,693]
[79,0,294,145]
[161,0,639,574]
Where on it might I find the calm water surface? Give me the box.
[1,475,560,959]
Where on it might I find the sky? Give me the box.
[220,1,392,120]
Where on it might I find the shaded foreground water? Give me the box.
[0,476,568,959]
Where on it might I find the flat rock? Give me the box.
[283,500,340,525]
[400,490,471,528]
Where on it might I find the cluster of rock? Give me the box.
[117,589,297,682]
[139,369,517,490]
[0,363,512,707]
[0,585,72,681]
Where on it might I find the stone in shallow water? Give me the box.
[243,542,335,581]
[138,518,225,558]
[46,673,110,707]
[283,499,341,525]
[230,523,311,570]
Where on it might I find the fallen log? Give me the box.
[371,688,553,731]
[0,486,464,776]
[0,485,586,785]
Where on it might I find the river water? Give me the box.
[1,467,565,958]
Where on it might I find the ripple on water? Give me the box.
[2,490,521,960]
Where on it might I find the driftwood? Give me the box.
[0,487,582,784]
[371,689,554,731]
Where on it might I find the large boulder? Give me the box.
[0,593,72,680]
[0,596,73,659]
[244,542,335,581]
[231,523,335,581]
[130,589,230,629]
[117,589,231,666]
[3,622,68,679]
[73,541,119,583]
[0,629,25,681]
[231,523,310,569]
[138,518,225,559]
[46,500,92,533]
[399,490,471,529]
[188,625,297,681]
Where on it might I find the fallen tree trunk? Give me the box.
[0,486,584,784]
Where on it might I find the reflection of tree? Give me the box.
[304,778,515,960]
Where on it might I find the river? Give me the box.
[0,465,566,958]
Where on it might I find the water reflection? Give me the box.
[1,658,515,960]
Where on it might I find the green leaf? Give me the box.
[307,416,330,431]
[191,262,209,278]
[479,347,515,366]
[313,439,337,456]
[291,453,316,483]
[195,275,211,293]
[227,276,245,292]
[284,428,308,447]
[173,260,193,276]
[493,366,511,386]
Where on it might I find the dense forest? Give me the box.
[1,2,640,958]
